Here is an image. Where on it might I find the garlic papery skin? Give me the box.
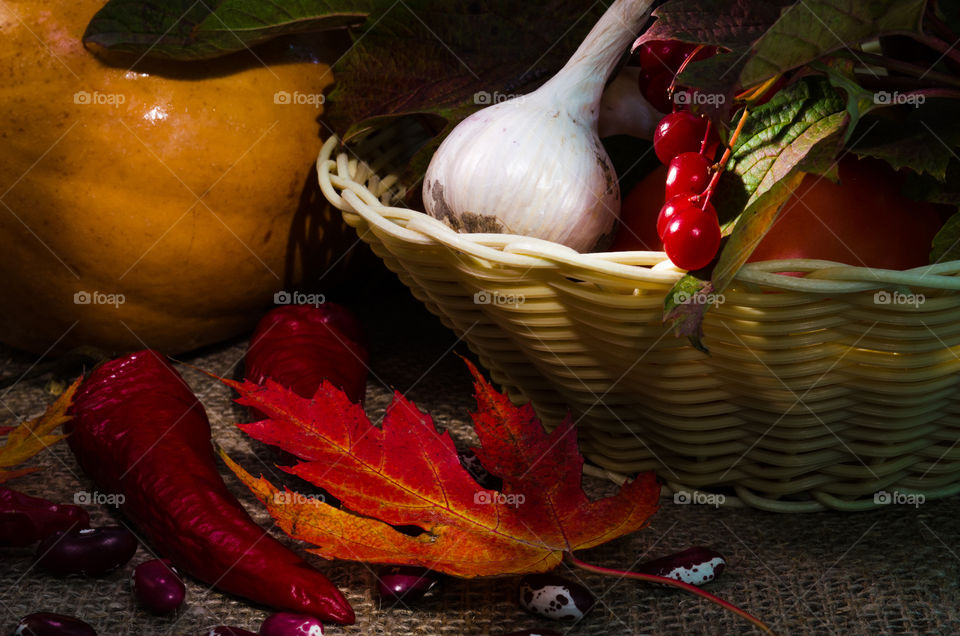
[422,0,654,253]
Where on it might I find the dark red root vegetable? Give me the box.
[245,303,368,406]
[0,487,89,546]
[133,558,186,614]
[14,612,96,636]
[35,526,137,576]
[65,351,354,624]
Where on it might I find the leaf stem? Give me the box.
[565,552,777,635]
[836,50,960,88]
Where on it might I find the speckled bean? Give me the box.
[636,546,726,586]
[517,574,594,621]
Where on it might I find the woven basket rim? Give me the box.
[317,135,960,295]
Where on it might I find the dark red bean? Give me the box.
[35,526,137,576]
[14,612,96,636]
[258,612,324,636]
[376,565,440,603]
[458,449,502,491]
[206,628,258,636]
[636,546,726,586]
[0,487,90,547]
[517,574,595,621]
[133,559,186,614]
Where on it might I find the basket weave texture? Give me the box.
[317,123,960,512]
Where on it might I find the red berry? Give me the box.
[657,192,696,239]
[665,152,711,199]
[637,40,688,76]
[638,70,674,114]
[653,112,709,165]
[662,201,721,271]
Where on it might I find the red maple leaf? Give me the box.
[221,359,659,577]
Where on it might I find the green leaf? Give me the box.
[726,78,847,205]
[740,0,926,88]
[636,0,795,49]
[662,275,717,353]
[904,160,960,205]
[850,98,960,180]
[83,0,367,60]
[811,59,877,143]
[931,211,960,264]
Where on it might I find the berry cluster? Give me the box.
[635,40,724,271]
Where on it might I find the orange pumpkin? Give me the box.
[0,1,356,355]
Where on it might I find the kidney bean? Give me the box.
[636,546,726,586]
[0,487,89,547]
[14,612,96,636]
[517,574,595,621]
[35,526,137,576]
[258,612,324,636]
[133,558,186,614]
[376,565,441,603]
[206,628,257,636]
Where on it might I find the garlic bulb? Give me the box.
[598,65,661,139]
[422,0,654,252]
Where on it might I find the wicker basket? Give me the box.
[317,119,960,512]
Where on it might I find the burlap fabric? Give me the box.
[2,284,959,635]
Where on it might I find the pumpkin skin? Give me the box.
[0,1,356,355]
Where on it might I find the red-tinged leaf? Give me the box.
[222,363,659,577]
[0,378,80,484]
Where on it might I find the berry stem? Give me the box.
[699,118,713,155]
[667,44,708,105]
[565,552,777,635]
[700,106,750,211]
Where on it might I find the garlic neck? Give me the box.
[538,0,654,114]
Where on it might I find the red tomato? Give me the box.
[748,156,943,270]
[609,165,668,251]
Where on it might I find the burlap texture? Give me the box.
[1,285,958,635]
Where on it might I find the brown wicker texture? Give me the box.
[316,121,960,513]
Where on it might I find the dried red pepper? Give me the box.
[0,487,89,546]
[245,303,368,405]
[65,350,354,624]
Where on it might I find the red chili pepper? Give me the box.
[65,351,354,624]
[245,304,368,405]
[0,487,90,546]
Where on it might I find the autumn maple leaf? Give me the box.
[0,378,80,483]
[221,359,659,577]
